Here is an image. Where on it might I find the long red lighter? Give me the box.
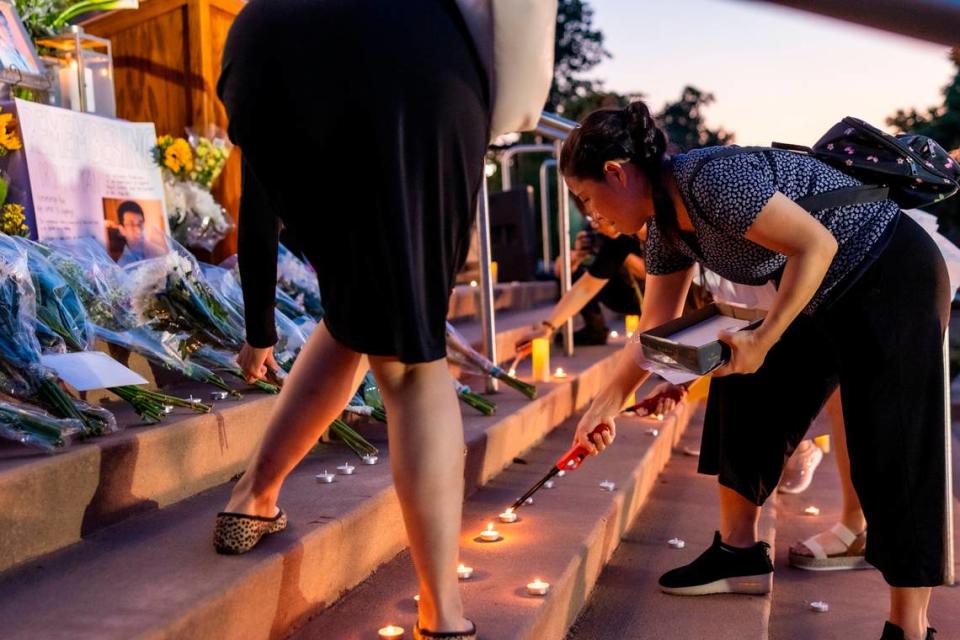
[507,424,611,513]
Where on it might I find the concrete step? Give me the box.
[447,281,559,322]
[0,307,585,575]
[292,389,703,639]
[0,342,627,640]
[566,416,777,640]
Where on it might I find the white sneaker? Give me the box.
[778,440,823,495]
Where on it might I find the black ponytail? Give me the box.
[560,101,679,244]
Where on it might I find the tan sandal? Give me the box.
[789,522,869,571]
[414,619,477,640]
[213,508,287,555]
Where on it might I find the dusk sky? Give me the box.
[587,0,956,146]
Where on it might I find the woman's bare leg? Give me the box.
[719,485,761,547]
[224,322,365,516]
[369,355,471,634]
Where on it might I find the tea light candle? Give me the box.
[625,314,640,338]
[498,508,518,523]
[457,563,474,580]
[646,427,659,437]
[814,435,831,454]
[479,522,501,542]
[531,338,551,383]
[210,391,229,401]
[163,405,174,415]
[543,480,555,489]
[188,395,201,404]
[362,454,379,465]
[810,601,830,613]
[508,368,517,377]
[655,414,665,422]
[378,625,405,639]
[524,497,534,506]
[667,538,686,549]
[804,506,821,516]
[469,280,478,288]
[609,330,619,338]
[414,594,420,604]
[526,578,550,596]
[315,470,335,484]
[556,470,566,478]
[337,463,356,475]
[553,367,567,379]
[599,480,616,492]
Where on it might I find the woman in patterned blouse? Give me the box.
[560,101,949,640]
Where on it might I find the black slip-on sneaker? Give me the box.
[659,531,773,596]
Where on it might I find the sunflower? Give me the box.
[0,112,22,155]
[163,138,194,176]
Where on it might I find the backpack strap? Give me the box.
[771,141,812,153]
[687,146,891,213]
[794,184,890,212]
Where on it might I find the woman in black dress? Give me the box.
[562,102,949,640]
[214,1,491,637]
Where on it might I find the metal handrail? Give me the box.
[500,144,554,191]
[539,158,557,272]
[475,112,578,387]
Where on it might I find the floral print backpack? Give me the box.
[775,116,960,209]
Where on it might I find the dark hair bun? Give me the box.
[624,101,667,164]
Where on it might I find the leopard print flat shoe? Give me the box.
[213,508,287,555]
[414,620,477,640]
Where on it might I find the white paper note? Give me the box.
[40,351,148,391]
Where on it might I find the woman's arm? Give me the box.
[623,253,646,280]
[574,266,695,454]
[236,158,282,381]
[713,192,837,376]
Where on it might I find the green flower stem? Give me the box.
[457,390,496,416]
[329,418,378,458]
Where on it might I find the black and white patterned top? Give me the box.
[646,146,900,313]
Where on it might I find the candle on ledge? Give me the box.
[526,578,550,596]
[804,506,821,516]
[337,462,356,475]
[543,480,555,489]
[315,470,334,484]
[378,625,405,639]
[814,434,831,454]
[498,508,518,523]
[469,280,478,288]
[531,337,550,383]
[457,563,474,580]
[625,314,640,338]
[479,522,501,542]
[553,367,567,379]
[362,454,379,465]
[609,330,619,339]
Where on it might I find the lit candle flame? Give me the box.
[486,522,494,532]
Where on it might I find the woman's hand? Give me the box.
[237,342,281,384]
[574,397,620,456]
[712,330,774,377]
[514,323,554,360]
[630,382,686,416]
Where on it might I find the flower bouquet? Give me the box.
[19,238,212,422]
[126,248,246,355]
[153,129,234,252]
[445,322,537,399]
[0,397,84,453]
[277,244,324,320]
[0,239,115,436]
[454,380,497,416]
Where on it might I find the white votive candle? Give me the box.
[457,563,474,580]
[315,471,335,484]
[553,367,567,378]
[479,523,500,542]
[804,506,821,516]
[337,463,355,475]
[378,625,405,639]
[362,454,378,465]
[498,509,518,523]
[543,480,555,489]
[526,578,550,596]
